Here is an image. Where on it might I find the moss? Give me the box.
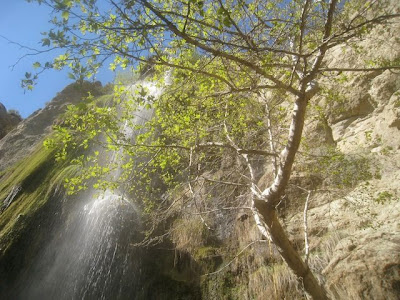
[1,159,41,238]
[0,142,69,261]
[0,139,85,293]
[137,273,201,300]
[171,217,210,252]
[0,146,54,208]
[193,246,223,274]
[194,246,217,259]
[47,164,81,192]
[201,270,242,300]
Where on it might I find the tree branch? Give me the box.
[202,240,267,276]
[139,0,301,97]
[304,190,311,265]
[200,175,249,187]
[306,0,338,83]
[320,66,400,72]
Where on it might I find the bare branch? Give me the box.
[320,66,400,72]
[216,0,255,50]
[306,0,339,82]
[186,206,253,216]
[304,190,311,265]
[195,142,278,157]
[188,147,212,230]
[200,176,249,187]
[110,44,237,89]
[202,240,267,276]
[104,138,279,157]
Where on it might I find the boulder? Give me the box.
[0,103,22,140]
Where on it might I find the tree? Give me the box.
[29,0,400,298]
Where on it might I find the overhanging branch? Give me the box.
[320,66,400,72]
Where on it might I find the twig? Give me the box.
[264,100,279,176]
[202,240,267,276]
[304,190,311,265]
[200,176,249,187]
[185,206,252,215]
[319,66,400,72]
[188,146,211,230]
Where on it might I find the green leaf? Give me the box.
[76,102,87,110]
[62,10,70,20]
[223,16,231,27]
[42,38,51,47]
[109,63,116,71]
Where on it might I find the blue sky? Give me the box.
[0,1,114,118]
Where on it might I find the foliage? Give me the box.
[171,217,210,252]
[25,0,399,91]
[310,147,373,188]
[44,64,267,213]
[249,263,306,299]
[374,190,394,204]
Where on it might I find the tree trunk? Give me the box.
[254,200,329,300]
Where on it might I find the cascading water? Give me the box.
[18,190,142,300]
[13,81,163,300]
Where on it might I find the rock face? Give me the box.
[0,103,22,140]
[0,81,103,172]
[310,22,400,300]
[282,9,400,299]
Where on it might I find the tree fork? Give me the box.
[254,91,329,299]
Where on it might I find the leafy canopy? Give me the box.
[25,0,364,91]
[35,0,399,209]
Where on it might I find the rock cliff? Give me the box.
[0,81,103,173]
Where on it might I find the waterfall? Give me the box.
[18,190,142,300]
[14,80,164,300]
